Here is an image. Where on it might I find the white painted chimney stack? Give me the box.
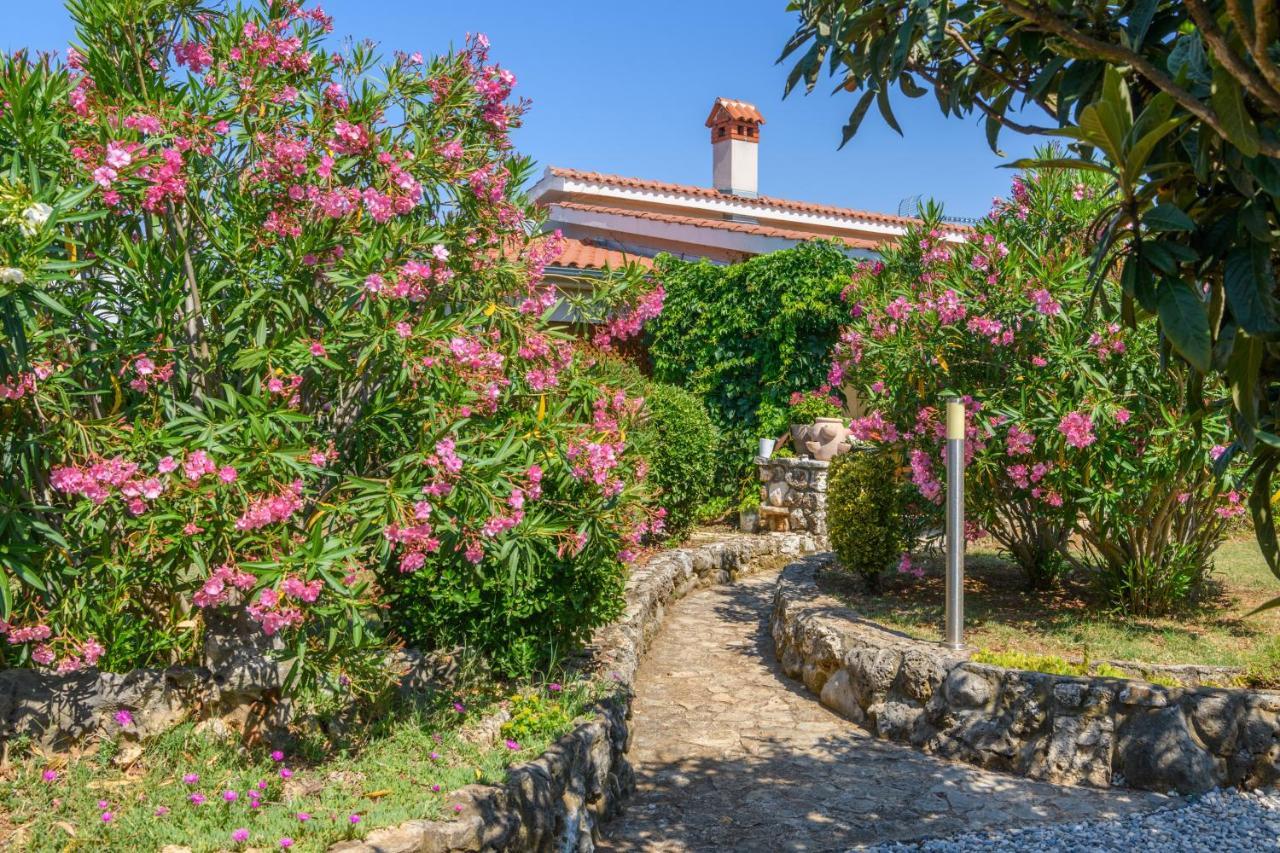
[706,97,764,198]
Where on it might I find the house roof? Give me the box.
[705,97,765,127]
[543,166,969,235]
[548,201,881,251]
[552,236,653,272]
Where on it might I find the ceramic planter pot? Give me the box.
[758,438,776,459]
[789,423,812,452]
[803,417,850,461]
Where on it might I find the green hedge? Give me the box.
[634,382,719,539]
[827,449,905,590]
[647,240,853,448]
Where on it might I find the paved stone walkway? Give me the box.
[598,568,1173,852]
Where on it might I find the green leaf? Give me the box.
[1142,203,1195,232]
[1211,65,1261,157]
[1156,277,1211,371]
[1224,247,1280,337]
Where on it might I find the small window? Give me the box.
[719,127,726,138]
[747,127,755,137]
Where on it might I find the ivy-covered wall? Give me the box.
[647,240,854,445]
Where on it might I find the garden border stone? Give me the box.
[770,554,1280,796]
[330,530,824,853]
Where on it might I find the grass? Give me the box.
[0,679,604,852]
[825,536,1280,685]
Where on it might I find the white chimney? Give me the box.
[706,97,763,197]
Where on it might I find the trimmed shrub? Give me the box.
[827,449,905,590]
[633,383,719,539]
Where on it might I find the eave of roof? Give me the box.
[549,201,882,251]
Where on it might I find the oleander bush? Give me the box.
[830,163,1241,611]
[0,0,662,688]
[826,449,905,590]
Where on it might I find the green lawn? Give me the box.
[829,537,1280,684]
[0,680,602,852]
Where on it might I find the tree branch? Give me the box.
[999,0,1280,158]
[1233,0,1280,95]
[1184,0,1280,115]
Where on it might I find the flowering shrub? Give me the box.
[830,165,1240,610]
[787,388,843,424]
[0,1,659,685]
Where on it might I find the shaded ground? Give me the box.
[598,570,1170,852]
[837,537,1280,679]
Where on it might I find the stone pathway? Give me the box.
[598,568,1173,852]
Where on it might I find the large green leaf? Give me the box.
[1156,277,1211,371]
[1211,65,1261,157]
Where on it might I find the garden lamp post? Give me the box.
[945,397,966,650]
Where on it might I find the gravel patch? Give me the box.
[863,788,1280,852]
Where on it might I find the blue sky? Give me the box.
[4,0,1039,219]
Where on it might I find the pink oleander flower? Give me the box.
[218,465,238,483]
[1057,411,1096,449]
[309,341,327,357]
[1006,424,1034,456]
[1114,408,1131,424]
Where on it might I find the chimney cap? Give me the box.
[705,97,765,128]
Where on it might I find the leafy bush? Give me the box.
[499,689,574,745]
[830,164,1241,609]
[648,240,853,460]
[631,383,718,540]
[0,1,661,686]
[787,388,843,423]
[826,449,905,590]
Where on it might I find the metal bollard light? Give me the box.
[944,397,966,650]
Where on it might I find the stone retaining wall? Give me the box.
[755,455,829,539]
[770,555,1280,795]
[335,531,821,852]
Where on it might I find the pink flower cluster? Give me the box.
[0,372,36,400]
[173,41,214,73]
[193,563,257,608]
[235,480,305,531]
[246,588,303,636]
[592,284,665,350]
[1057,411,1097,449]
[124,354,174,393]
[1088,323,1126,360]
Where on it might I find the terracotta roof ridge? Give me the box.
[544,166,972,233]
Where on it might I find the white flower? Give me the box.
[0,267,25,285]
[19,203,53,238]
